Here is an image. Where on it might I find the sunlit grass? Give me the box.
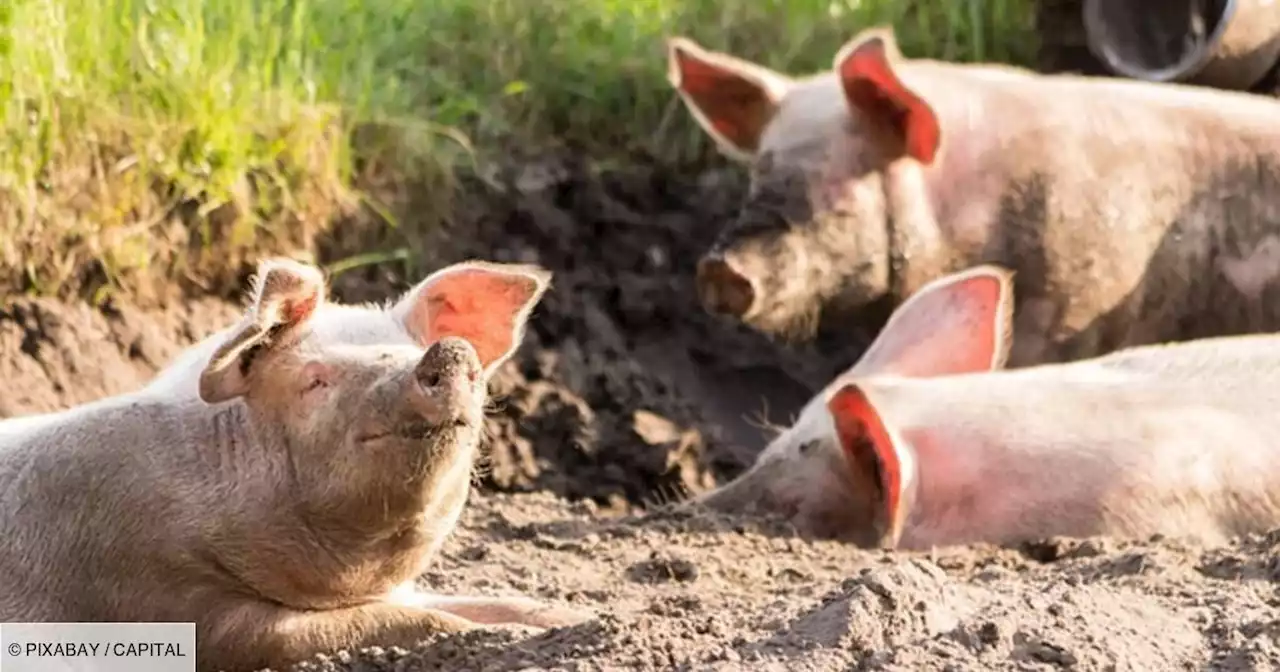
[0,0,1037,297]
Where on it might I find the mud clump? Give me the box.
[626,551,700,584]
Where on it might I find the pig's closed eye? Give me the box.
[304,378,328,392]
[301,361,332,394]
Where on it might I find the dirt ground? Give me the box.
[4,155,1280,671]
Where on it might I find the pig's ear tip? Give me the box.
[865,25,898,44]
[975,263,1016,282]
[527,265,554,294]
[666,37,696,85]
[666,37,696,65]
[838,26,898,64]
[825,381,863,411]
[668,36,706,56]
[255,255,319,277]
[965,264,1017,304]
[501,261,555,299]
[500,260,553,287]
[250,256,327,308]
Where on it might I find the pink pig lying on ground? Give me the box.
[669,26,1280,366]
[688,264,1280,550]
[0,258,590,672]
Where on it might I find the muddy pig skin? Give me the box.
[690,264,1280,550]
[0,258,591,672]
[669,25,1280,366]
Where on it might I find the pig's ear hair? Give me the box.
[667,36,793,162]
[826,382,914,549]
[199,258,327,404]
[833,27,941,165]
[392,260,552,376]
[851,264,1014,378]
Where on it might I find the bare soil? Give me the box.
[4,159,1279,671]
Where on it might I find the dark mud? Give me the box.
[433,159,869,507]
[325,157,874,509]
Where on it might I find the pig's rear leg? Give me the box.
[388,582,594,629]
[202,598,475,672]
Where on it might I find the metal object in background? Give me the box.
[1084,0,1280,91]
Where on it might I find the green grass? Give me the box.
[0,0,1037,299]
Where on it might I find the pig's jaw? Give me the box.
[412,430,480,561]
[740,219,892,345]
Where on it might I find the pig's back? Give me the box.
[899,60,1280,362]
[867,356,1280,547]
[1086,332,1280,381]
[874,335,1280,423]
[912,59,1280,134]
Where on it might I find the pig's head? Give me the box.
[688,265,1012,547]
[668,27,941,341]
[195,257,550,525]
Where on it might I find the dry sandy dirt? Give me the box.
[4,156,1280,672]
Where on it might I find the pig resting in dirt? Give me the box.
[0,258,590,672]
[689,264,1280,550]
[668,26,1280,366]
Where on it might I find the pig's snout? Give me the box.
[411,337,482,427]
[686,464,796,518]
[696,254,759,319]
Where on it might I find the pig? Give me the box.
[688,264,1280,550]
[0,257,591,672]
[667,25,1280,367]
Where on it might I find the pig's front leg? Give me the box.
[387,582,594,629]
[202,598,475,672]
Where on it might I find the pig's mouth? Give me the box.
[401,417,473,439]
[357,416,474,444]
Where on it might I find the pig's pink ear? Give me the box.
[826,382,912,549]
[852,265,1014,378]
[199,258,327,404]
[393,261,552,375]
[667,36,792,162]
[834,28,941,165]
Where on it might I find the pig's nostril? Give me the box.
[416,336,483,393]
[696,256,757,318]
